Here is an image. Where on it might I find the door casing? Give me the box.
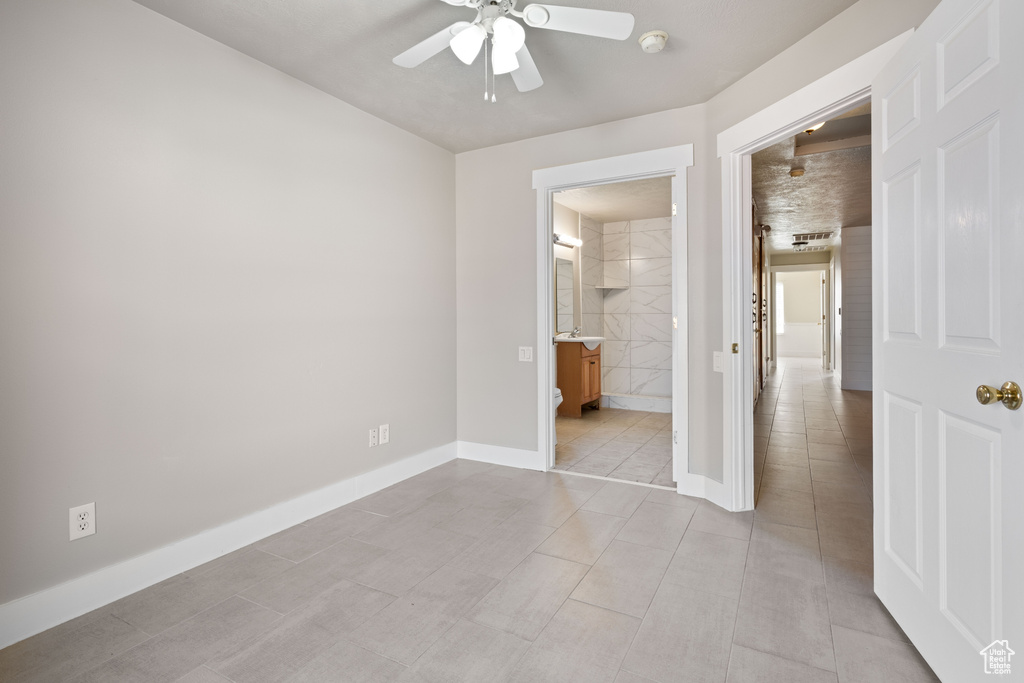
[533,146,693,482]
[718,31,914,511]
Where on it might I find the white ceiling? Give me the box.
[131,0,861,153]
[554,176,671,223]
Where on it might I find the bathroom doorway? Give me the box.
[533,146,692,494]
[550,178,675,486]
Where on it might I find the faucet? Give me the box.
[570,327,582,338]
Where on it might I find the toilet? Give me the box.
[553,388,563,444]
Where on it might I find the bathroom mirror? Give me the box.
[555,258,575,333]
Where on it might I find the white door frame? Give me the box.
[772,264,830,361]
[828,256,837,373]
[718,31,913,511]
[533,146,693,481]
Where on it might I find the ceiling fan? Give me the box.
[393,0,635,98]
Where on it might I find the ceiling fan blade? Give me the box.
[510,44,543,92]
[393,21,471,68]
[520,4,634,40]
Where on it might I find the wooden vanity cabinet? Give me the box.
[556,342,601,417]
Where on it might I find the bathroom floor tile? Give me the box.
[555,407,673,488]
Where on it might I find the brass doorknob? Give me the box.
[976,382,1022,410]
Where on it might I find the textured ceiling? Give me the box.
[130,0,860,153]
[554,176,671,223]
[752,109,871,254]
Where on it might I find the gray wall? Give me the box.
[840,226,873,390]
[454,0,938,480]
[0,0,456,605]
[455,106,709,453]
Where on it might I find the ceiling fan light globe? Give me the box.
[492,16,526,53]
[491,46,520,74]
[450,23,486,64]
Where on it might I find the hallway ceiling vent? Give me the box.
[792,231,834,242]
[793,244,828,252]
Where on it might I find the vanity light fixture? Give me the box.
[553,234,582,248]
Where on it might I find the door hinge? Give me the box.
[671,203,677,216]
[732,343,739,354]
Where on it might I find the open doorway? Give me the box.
[774,269,827,361]
[550,178,675,486]
[746,104,872,506]
[532,145,693,492]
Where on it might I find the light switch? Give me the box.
[519,346,533,362]
[713,351,723,373]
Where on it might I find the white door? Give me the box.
[828,260,836,372]
[820,272,827,370]
[873,0,1023,680]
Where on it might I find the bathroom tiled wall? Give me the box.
[600,217,673,398]
[579,214,604,337]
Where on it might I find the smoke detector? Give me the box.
[638,30,668,53]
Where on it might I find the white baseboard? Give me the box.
[600,394,672,413]
[676,472,741,512]
[0,442,457,650]
[457,441,545,471]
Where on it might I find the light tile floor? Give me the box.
[553,408,674,486]
[0,358,939,682]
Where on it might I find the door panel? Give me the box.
[939,412,1001,648]
[938,117,999,352]
[882,391,923,584]
[873,0,1022,678]
[882,163,922,342]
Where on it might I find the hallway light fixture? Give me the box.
[553,234,582,247]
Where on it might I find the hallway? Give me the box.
[747,356,935,679]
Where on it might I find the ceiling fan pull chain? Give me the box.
[483,37,489,100]
[490,38,496,103]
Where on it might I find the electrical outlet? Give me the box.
[379,423,390,445]
[369,427,378,447]
[69,502,96,541]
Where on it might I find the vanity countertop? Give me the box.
[554,336,604,351]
